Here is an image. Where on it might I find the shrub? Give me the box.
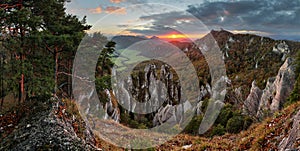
[120,112,151,129]
[183,115,203,135]
[215,104,233,126]
[226,115,244,133]
[285,76,300,107]
[285,50,300,106]
[243,116,253,130]
[210,124,225,137]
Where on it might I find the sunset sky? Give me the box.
[66,0,300,41]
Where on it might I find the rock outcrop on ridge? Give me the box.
[243,58,296,119]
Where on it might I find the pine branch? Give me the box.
[57,71,94,83]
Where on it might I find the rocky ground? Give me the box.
[0,99,100,151]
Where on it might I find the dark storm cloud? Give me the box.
[187,0,300,31]
[127,0,300,40]
[140,11,196,25]
[187,1,256,21]
[127,11,203,35]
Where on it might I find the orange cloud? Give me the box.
[105,6,126,15]
[89,6,102,14]
[156,32,205,41]
[110,0,125,3]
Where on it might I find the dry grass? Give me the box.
[157,101,300,150]
[236,101,300,150]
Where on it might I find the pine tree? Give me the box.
[0,0,42,103]
[32,0,90,96]
[0,0,91,103]
[98,40,116,76]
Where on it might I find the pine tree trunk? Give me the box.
[0,57,3,110]
[68,59,71,98]
[54,49,59,95]
[18,0,24,103]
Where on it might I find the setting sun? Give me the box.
[156,33,190,41]
[166,34,186,39]
[154,33,205,42]
[170,34,184,39]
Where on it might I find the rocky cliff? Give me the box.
[243,58,296,119]
[104,89,120,122]
[0,99,100,151]
[112,63,184,125]
[243,81,262,117]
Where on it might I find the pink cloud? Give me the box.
[105,6,126,15]
[89,6,102,14]
[110,0,125,3]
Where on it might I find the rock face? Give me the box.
[104,89,120,122]
[0,101,99,151]
[152,88,207,126]
[113,63,185,124]
[244,58,295,118]
[278,110,300,150]
[271,58,295,111]
[243,81,262,116]
[113,64,176,115]
[153,101,192,126]
[272,41,290,61]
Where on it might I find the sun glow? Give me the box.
[155,33,205,41]
[170,34,186,39]
[157,33,188,41]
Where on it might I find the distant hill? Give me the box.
[191,29,299,94]
[111,35,148,50]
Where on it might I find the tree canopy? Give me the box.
[0,0,91,105]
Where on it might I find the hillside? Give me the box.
[192,29,299,92]
[158,101,300,150]
[1,96,299,150]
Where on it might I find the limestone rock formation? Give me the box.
[271,58,295,111]
[272,41,290,61]
[104,89,120,122]
[113,64,173,115]
[153,101,192,126]
[243,58,295,118]
[258,58,295,117]
[243,81,262,116]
